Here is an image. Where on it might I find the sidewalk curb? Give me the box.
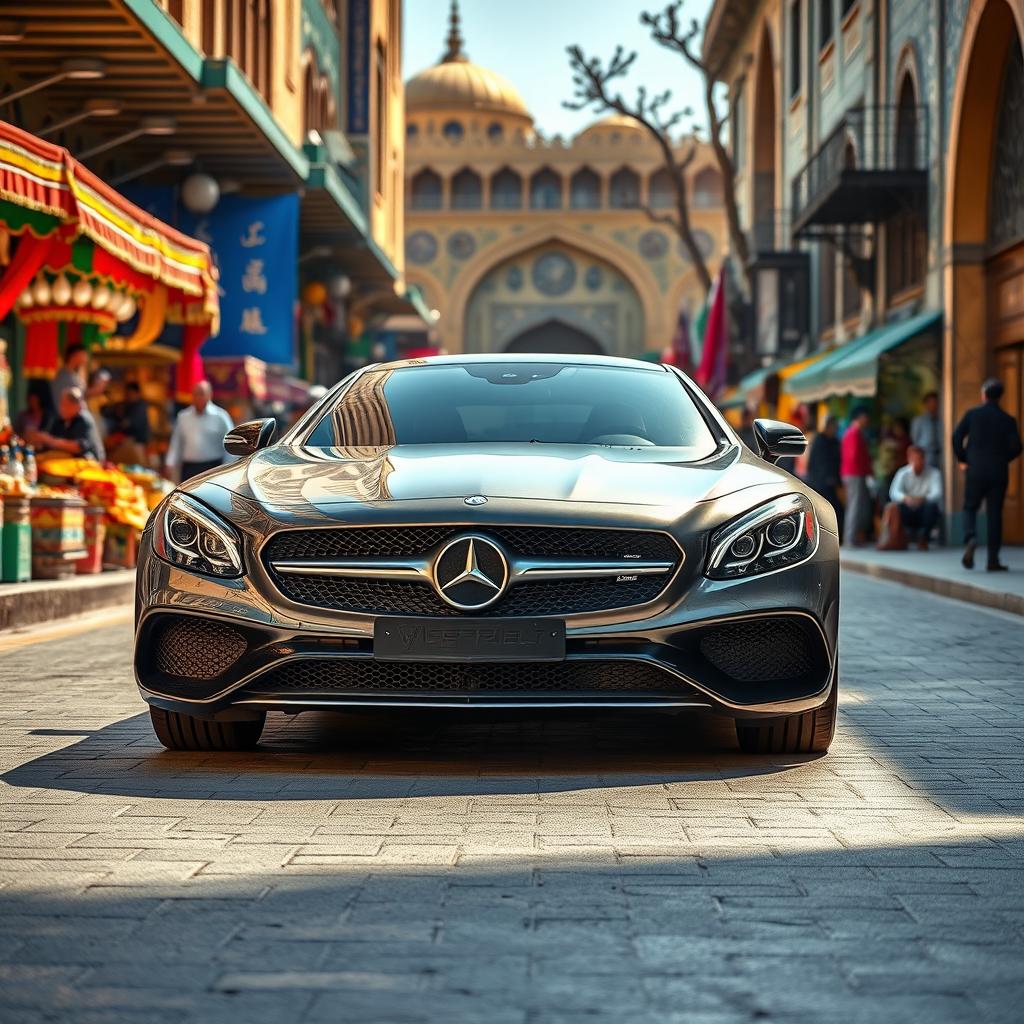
[842,557,1024,617]
[0,571,136,632]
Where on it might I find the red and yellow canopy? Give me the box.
[0,119,218,328]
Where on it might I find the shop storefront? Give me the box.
[0,120,217,583]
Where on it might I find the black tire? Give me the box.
[149,706,265,751]
[735,678,837,755]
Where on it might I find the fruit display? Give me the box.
[37,459,153,532]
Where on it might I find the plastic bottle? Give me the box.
[0,445,10,474]
[10,449,25,481]
[24,445,37,486]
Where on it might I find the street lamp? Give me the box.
[0,58,106,110]
[109,149,194,186]
[38,98,123,139]
[77,117,177,160]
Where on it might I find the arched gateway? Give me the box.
[462,242,645,357]
[504,321,604,355]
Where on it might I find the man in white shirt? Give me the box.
[889,444,943,550]
[164,381,234,482]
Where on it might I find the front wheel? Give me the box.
[735,678,837,755]
[149,706,265,751]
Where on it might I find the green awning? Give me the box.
[733,358,788,401]
[786,311,941,402]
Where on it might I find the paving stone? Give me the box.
[0,575,1022,1021]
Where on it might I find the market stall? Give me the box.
[0,118,218,391]
[0,119,217,583]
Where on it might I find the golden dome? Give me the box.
[575,114,645,140]
[406,61,532,121]
[405,0,532,123]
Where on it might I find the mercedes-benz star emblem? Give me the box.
[464,495,487,506]
[431,535,509,610]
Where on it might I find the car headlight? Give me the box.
[153,493,243,578]
[706,493,817,580]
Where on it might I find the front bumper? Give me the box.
[134,521,840,721]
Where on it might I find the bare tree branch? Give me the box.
[642,2,752,291]
[640,206,681,232]
[565,43,713,294]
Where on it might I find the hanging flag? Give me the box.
[691,296,709,370]
[694,266,728,398]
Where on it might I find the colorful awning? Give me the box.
[785,311,941,403]
[0,119,218,326]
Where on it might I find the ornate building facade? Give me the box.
[704,0,1024,540]
[402,7,729,358]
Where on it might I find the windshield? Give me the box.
[305,362,718,456]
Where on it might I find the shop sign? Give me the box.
[185,195,299,366]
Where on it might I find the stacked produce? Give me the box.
[40,459,152,531]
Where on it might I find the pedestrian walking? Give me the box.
[911,391,942,470]
[807,415,844,536]
[952,378,1023,571]
[840,406,873,547]
[164,381,234,482]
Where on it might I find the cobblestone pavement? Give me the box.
[1,574,1022,1023]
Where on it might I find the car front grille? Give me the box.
[243,657,697,697]
[153,615,248,680]
[262,525,680,618]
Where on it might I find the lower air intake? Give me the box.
[153,616,247,680]
[697,617,818,683]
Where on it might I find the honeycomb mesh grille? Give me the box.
[268,574,668,617]
[153,616,247,680]
[698,618,815,683]
[246,658,693,696]
[263,525,679,562]
[263,525,679,617]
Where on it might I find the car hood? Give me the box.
[196,443,786,512]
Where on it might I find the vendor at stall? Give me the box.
[27,387,101,461]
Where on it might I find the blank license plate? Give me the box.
[374,617,565,662]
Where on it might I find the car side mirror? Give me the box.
[224,418,277,457]
[752,419,807,464]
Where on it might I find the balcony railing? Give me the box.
[791,105,928,236]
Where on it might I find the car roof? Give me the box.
[366,353,671,373]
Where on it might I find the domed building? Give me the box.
[403,2,730,357]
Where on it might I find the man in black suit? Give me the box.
[952,378,1023,571]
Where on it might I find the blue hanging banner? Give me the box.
[181,194,299,366]
[346,0,371,134]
